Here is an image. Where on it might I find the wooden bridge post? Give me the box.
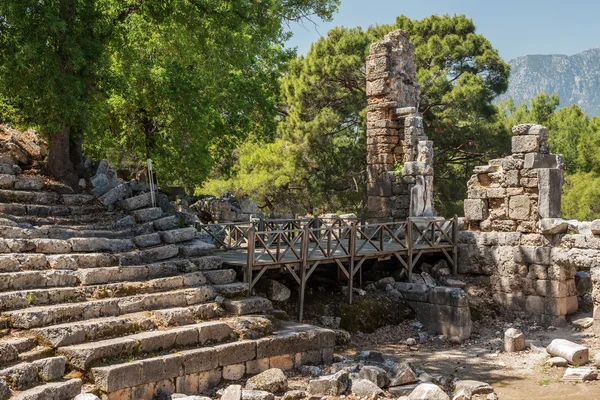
[348,223,356,305]
[453,215,459,275]
[298,225,310,322]
[407,218,413,282]
[245,228,255,286]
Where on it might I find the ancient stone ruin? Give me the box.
[366,30,434,222]
[460,123,600,328]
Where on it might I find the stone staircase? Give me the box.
[0,152,334,399]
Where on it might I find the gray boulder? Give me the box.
[350,379,384,397]
[246,368,287,393]
[308,370,349,396]
[266,280,291,302]
[408,383,449,400]
[453,380,494,396]
[358,365,388,387]
[222,385,242,400]
[388,362,418,386]
[242,390,275,400]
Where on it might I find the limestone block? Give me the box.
[538,168,563,218]
[511,124,534,135]
[32,356,66,381]
[407,383,450,400]
[402,161,433,176]
[428,287,468,307]
[366,55,389,75]
[546,339,589,364]
[359,365,388,387]
[366,78,388,96]
[539,218,569,234]
[269,354,294,371]
[591,219,600,235]
[512,136,539,153]
[308,371,348,396]
[464,199,487,221]
[524,153,564,169]
[0,174,17,189]
[15,175,44,190]
[350,379,384,397]
[514,246,551,265]
[504,328,525,352]
[528,124,549,137]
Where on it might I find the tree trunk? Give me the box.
[47,127,79,188]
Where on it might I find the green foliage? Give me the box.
[0,0,107,137]
[562,172,600,221]
[209,14,510,216]
[0,0,339,186]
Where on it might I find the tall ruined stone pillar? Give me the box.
[366,30,435,222]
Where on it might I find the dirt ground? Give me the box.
[278,274,600,400]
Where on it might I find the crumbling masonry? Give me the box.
[460,123,600,327]
[366,30,434,222]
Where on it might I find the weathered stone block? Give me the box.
[464,199,487,221]
[512,135,540,153]
[538,168,563,218]
[508,195,531,220]
[514,246,552,265]
[524,153,564,169]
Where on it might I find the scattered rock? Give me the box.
[453,380,494,395]
[246,368,288,393]
[375,277,396,290]
[546,357,568,367]
[299,365,321,377]
[388,383,420,397]
[333,329,351,345]
[281,390,306,400]
[562,367,598,382]
[408,383,450,400]
[421,272,437,287]
[242,390,275,400]
[330,361,358,374]
[452,387,472,400]
[571,317,593,330]
[308,370,349,396]
[504,328,525,352]
[487,393,499,400]
[222,385,243,400]
[358,350,385,363]
[388,362,418,386]
[546,339,589,364]
[350,378,384,397]
[594,353,600,367]
[406,338,417,346]
[359,365,388,387]
[74,395,101,400]
[444,279,466,289]
[265,280,291,302]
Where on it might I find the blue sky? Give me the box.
[287,0,600,62]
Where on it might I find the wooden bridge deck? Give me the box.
[197,216,458,320]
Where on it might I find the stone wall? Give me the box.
[460,123,600,328]
[366,30,434,222]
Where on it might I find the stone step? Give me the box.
[58,320,240,369]
[33,304,223,347]
[0,237,136,254]
[5,287,220,329]
[76,257,224,285]
[89,322,335,398]
[131,207,164,223]
[223,297,274,316]
[0,189,59,205]
[0,253,119,273]
[1,211,125,227]
[0,252,220,274]
[0,271,227,311]
[118,193,153,211]
[0,203,105,217]
[159,227,198,244]
[0,356,67,392]
[213,282,250,297]
[11,378,81,400]
[0,224,134,240]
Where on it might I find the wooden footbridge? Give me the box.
[196,216,459,320]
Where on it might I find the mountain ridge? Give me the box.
[498,48,600,116]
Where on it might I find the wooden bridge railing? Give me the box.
[198,216,458,321]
